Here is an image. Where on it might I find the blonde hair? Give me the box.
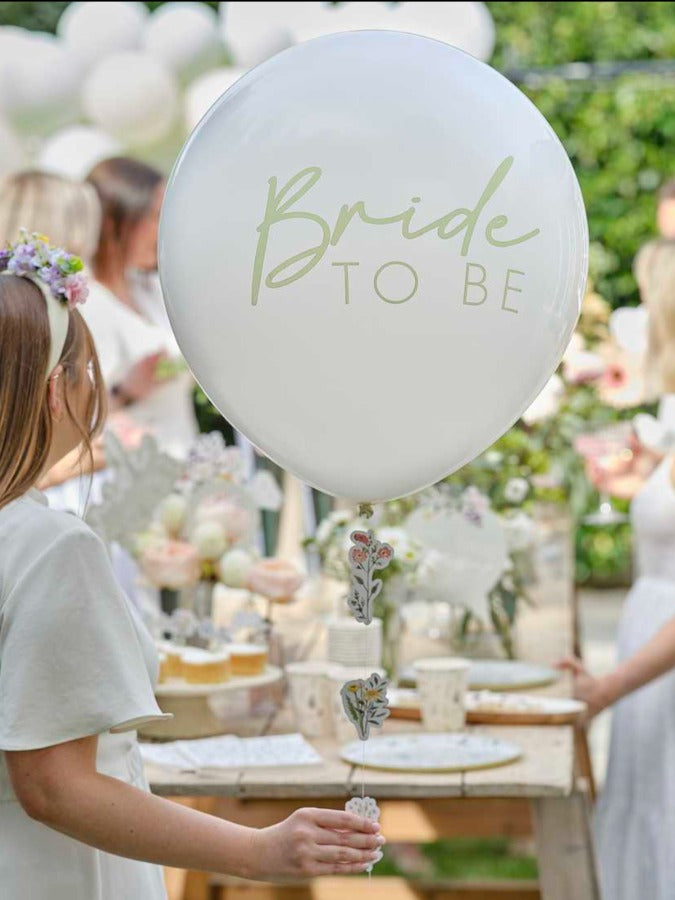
[0,275,107,509]
[642,239,675,394]
[0,171,102,264]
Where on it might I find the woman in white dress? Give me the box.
[0,235,383,899]
[85,156,198,459]
[560,242,675,900]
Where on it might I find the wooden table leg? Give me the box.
[531,791,600,900]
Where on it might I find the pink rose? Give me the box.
[64,272,89,308]
[246,558,304,602]
[194,494,254,543]
[140,540,201,589]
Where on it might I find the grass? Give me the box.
[374,838,538,881]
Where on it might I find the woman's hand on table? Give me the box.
[555,656,615,721]
[251,807,384,880]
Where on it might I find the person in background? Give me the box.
[85,156,198,459]
[558,242,675,900]
[0,235,382,899]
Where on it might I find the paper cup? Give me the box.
[414,657,470,732]
[328,665,387,744]
[285,660,334,738]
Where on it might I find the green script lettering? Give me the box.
[251,157,540,306]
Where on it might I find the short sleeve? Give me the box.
[0,527,170,751]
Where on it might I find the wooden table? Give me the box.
[148,508,599,899]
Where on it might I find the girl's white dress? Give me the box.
[595,398,675,900]
[0,489,171,899]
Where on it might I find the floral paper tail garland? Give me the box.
[340,671,390,741]
[346,796,382,872]
[347,529,394,625]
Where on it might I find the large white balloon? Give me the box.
[0,29,81,134]
[83,51,179,148]
[144,2,225,83]
[38,125,122,181]
[58,1,147,71]
[184,67,248,133]
[293,2,496,62]
[159,32,587,502]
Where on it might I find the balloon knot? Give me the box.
[358,502,374,519]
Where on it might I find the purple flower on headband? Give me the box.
[0,230,88,308]
[7,242,36,277]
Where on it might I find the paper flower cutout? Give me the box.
[340,672,390,741]
[347,529,394,625]
[345,796,383,872]
[346,795,380,821]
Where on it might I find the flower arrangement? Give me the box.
[0,229,88,307]
[134,433,304,622]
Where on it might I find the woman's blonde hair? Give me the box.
[0,171,102,264]
[642,239,675,394]
[0,275,107,509]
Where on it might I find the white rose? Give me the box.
[504,477,529,505]
[502,512,536,552]
[157,493,188,535]
[219,548,254,587]
[192,521,228,560]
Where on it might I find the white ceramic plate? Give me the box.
[340,733,522,773]
[400,659,558,692]
[154,665,283,698]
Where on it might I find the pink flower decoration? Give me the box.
[195,494,254,543]
[349,546,368,565]
[64,272,89,308]
[140,540,201,589]
[246,558,304,602]
[377,545,393,560]
[352,531,370,546]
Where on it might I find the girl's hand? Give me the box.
[251,807,384,881]
[555,656,614,721]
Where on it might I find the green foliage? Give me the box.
[374,838,537,880]
[488,2,675,68]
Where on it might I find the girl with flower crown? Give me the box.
[0,234,382,899]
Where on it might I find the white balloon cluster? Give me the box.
[0,1,495,180]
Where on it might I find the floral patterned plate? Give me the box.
[340,733,522,773]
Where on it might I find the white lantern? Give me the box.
[82,51,179,148]
[0,29,82,134]
[57,1,148,71]
[38,125,122,181]
[144,2,225,83]
[184,67,247,133]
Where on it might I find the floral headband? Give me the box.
[0,229,89,376]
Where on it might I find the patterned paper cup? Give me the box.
[285,660,334,738]
[414,657,470,732]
